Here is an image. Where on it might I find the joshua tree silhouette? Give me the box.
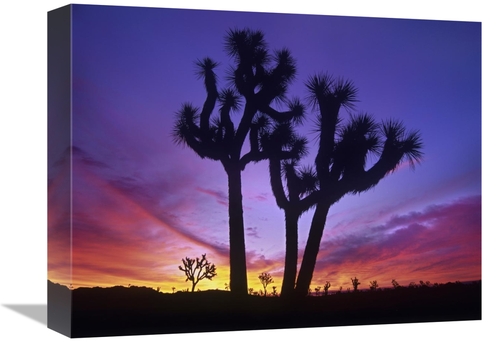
[263,75,422,297]
[179,254,217,292]
[351,277,361,292]
[323,281,331,296]
[293,74,423,296]
[173,28,305,296]
[258,272,274,296]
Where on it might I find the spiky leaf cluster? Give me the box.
[172,29,306,170]
[302,72,424,198]
[224,28,298,106]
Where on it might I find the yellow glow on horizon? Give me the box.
[49,264,480,293]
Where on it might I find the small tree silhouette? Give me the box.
[369,280,379,291]
[258,272,274,296]
[171,287,176,293]
[179,254,217,292]
[419,280,431,288]
[351,277,361,292]
[314,286,321,296]
[323,281,331,296]
[391,279,400,289]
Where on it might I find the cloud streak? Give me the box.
[196,187,228,206]
[309,196,481,287]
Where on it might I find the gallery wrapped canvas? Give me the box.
[48,3,481,338]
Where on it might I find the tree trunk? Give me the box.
[294,201,331,297]
[226,162,248,296]
[280,210,299,298]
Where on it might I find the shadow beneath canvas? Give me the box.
[3,304,47,326]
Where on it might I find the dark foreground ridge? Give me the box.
[48,280,481,338]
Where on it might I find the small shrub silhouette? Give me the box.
[419,280,431,288]
[369,280,379,291]
[323,281,331,296]
[351,277,361,292]
[258,272,274,296]
[179,253,217,292]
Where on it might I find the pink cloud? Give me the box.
[196,186,228,206]
[310,195,481,287]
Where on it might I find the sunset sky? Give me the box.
[47,4,481,293]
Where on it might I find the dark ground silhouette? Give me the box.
[48,280,481,338]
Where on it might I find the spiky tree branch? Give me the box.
[179,254,217,292]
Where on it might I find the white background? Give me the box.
[0,1,497,341]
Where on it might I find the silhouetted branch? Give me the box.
[179,254,217,292]
[258,272,274,296]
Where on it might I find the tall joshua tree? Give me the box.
[294,73,423,297]
[173,29,305,296]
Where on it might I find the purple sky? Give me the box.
[48,4,481,290]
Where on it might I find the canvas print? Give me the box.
[47,4,481,338]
